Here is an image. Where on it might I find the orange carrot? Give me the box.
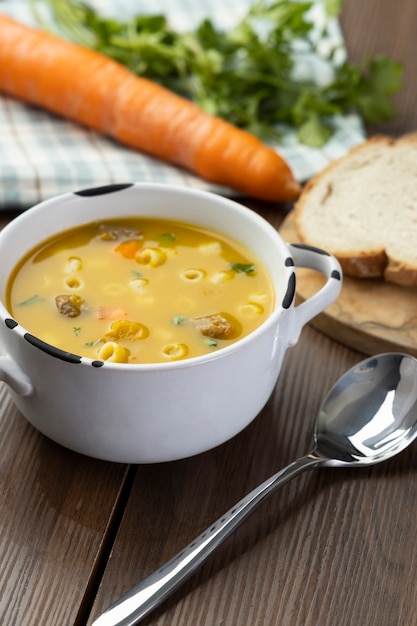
[0,14,300,202]
[97,306,128,320]
[114,240,142,259]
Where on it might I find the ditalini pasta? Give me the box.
[6,218,275,364]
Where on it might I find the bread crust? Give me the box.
[293,133,417,287]
[385,260,417,287]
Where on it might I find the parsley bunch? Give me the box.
[31,0,403,147]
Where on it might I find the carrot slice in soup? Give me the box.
[115,240,142,259]
[97,306,129,320]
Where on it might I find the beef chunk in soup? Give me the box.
[191,313,235,339]
[97,225,143,242]
[55,294,84,318]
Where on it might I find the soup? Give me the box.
[6,218,275,364]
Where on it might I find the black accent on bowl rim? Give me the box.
[24,333,82,363]
[5,319,104,366]
[74,183,134,197]
[331,269,342,281]
[282,271,296,309]
[5,318,18,329]
[285,256,295,267]
[290,242,331,256]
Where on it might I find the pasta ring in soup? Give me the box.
[97,341,130,363]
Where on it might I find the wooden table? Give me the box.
[1,1,417,624]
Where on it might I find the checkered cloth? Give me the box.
[0,0,365,210]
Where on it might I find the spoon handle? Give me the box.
[93,453,322,626]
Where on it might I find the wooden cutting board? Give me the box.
[280,212,417,357]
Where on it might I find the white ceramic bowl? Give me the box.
[0,183,342,462]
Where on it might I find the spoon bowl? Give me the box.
[93,352,417,626]
[315,352,417,465]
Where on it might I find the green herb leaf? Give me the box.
[297,114,332,147]
[85,338,101,347]
[172,314,187,325]
[158,232,177,245]
[324,0,343,18]
[354,56,404,123]
[17,294,45,307]
[206,338,218,348]
[230,262,255,274]
[73,326,81,336]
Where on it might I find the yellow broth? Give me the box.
[6,218,275,364]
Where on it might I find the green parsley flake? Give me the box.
[85,338,101,348]
[17,294,45,307]
[230,262,255,274]
[159,233,177,245]
[172,314,187,325]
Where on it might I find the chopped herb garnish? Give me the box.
[17,294,45,307]
[159,233,177,245]
[85,338,101,347]
[172,314,187,325]
[230,262,255,274]
[207,338,218,348]
[73,326,81,336]
[131,270,143,278]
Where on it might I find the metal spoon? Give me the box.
[93,352,417,626]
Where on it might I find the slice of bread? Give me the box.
[294,133,417,286]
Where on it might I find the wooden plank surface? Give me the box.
[87,0,417,624]
[0,382,132,626]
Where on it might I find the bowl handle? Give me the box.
[287,243,342,346]
[0,355,33,396]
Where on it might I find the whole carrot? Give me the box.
[0,14,300,202]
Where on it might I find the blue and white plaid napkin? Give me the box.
[0,0,365,209]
